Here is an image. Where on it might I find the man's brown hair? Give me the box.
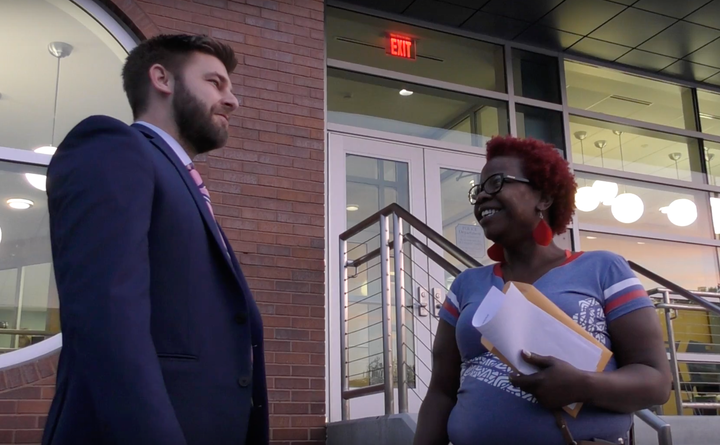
[121,34,238,118]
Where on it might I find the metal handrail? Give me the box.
[635,409,673,445]
[630,262,720,316]
[339,203,481,269]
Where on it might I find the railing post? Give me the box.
[379,215,395,415]
[393,214,408,413]
[339,238,349,420]
[663,290,684,415]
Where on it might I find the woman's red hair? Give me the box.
[485,136,577,235]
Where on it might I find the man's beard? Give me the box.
[172,79,229,155]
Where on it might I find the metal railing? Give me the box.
[338,203,690,445]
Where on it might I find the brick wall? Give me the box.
[0,0,327,444]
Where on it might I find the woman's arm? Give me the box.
[413,320,461,445]
[510,307,672,413]
[581,306,672,412]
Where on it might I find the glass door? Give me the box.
[328,133,429,421]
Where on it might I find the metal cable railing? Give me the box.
[337,203,694,445]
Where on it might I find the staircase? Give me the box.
[330,204,720,445]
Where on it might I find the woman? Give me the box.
[414,136,671,445]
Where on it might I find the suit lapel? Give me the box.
[132,124,241,280]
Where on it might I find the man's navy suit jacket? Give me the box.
[41,115,268,445]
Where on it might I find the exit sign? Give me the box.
[386,34,416,60]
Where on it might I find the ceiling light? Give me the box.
[399,89,413,96]
[34,146,56,155]
[586,236,597,240]
[346,204,359,212]
[665,198,697,227]
[637,242,645,245]
[575,186,600,212]
[611,193,644,224]
[592,180,618,206]
[25,173,47,191]
[7,199,34,210]
[0,226,2,244]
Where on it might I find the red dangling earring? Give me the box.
[487,243,505,263]
[533,213,553,247]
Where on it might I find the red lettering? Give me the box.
[386,35,415,60]
[405,40,412,58]
[391,38,399,56]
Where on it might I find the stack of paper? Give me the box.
[472,282,613,416]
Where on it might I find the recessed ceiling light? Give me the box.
[7,198,34,210]
[346,204,359,212]
[34,146,56,155]
[399,89,413,96]
[637,242,645,245]
[586,236,597,240]
[0,226,2,244]
[25,173,47,191]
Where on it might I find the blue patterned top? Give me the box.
[438,250,653,445]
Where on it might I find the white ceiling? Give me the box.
[0,0,132,152]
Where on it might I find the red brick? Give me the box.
[264,340,293,352]
[270,415,291,428]
[292,366,324,377]
[0,416,36,430]
[292,318,324,330]
[291,415,326,427]
[14,429,43,443]
[0,430,12,443]
[272,427,309,440]
[17,401,51,415]
[0,402,17,415]
[0,387,41,400]
[274,404,310,415]
[274,305,310,317]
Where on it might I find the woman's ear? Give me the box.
[537,194,554,213]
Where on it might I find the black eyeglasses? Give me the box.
[468,173,531,204]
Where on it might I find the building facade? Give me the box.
[2,0,720,444]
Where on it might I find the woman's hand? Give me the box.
[508,350,590,409]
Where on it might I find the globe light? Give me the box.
[611,193,644,224]
[575,186,600,212]
[665,199,697,227]
[592,180,618,205]
[25,173,47,192]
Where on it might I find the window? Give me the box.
[698,90,720,137]
[326,7,506,93]
[0,0,134,354]
[576,172,713,239]
[328,69,509,147]
[0,0,132,153]
[570,116,704,183]
[581,232,720,292]
[565,61,696,130]
[516,105,564,151]
[512,49,560,104]
[0,161,57,350]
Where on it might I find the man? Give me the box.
[42,34,267,445]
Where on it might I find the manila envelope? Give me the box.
[480,281,613,418]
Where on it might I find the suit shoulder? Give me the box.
[58,116,145,153]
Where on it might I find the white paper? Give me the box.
[472,283,603,376]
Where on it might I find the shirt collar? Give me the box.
[135,121,193,167]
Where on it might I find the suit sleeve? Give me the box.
[47,117,187,445]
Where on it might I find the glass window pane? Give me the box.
[512,49,560,103]
[0,161,57,352]
[576,172,713,239]
[705,141,720,187]
[326,7,506,92]
[1,0,132,152]
[516,104,565,151]
[570,116,704,183]
[344,154,414,389]
[565,61,696,130]
[698,90,720,137]
[580,231,719,292]
[328,69,509,147]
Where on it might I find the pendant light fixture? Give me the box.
[34,41,73,156]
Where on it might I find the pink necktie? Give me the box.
[187,163,229,255]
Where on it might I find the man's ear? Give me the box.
[148,64,174,96]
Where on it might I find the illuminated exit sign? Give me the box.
[386,34,416,60]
